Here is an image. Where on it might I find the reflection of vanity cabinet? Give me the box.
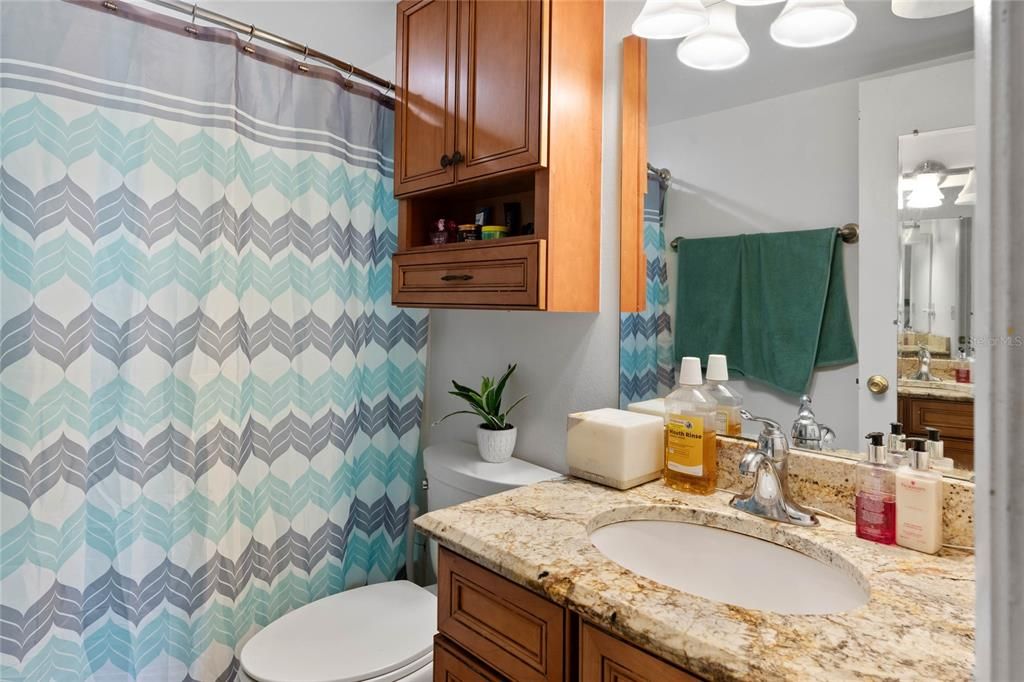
[435,547,700,681]
[898,395,974,469]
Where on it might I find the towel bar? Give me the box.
[669,223,859,252]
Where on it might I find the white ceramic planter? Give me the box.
[476,425,517,463]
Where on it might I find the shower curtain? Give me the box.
[619,176,673,408]
[0,2,427,680]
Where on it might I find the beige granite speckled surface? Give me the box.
[715,437,975,547]
[416,477,974,681]
[897,379,974,401]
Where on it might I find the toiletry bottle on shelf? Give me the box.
[925,427,954,471]
[705,354,743,436]
[663,357,719,495]
[855,432,896,545]
[887,422,907,467]
[895,438,944,554]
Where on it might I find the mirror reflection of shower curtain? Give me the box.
[619,177,673,407]
[0,2,428,680]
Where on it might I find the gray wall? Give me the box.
[423,1,642,473]
[648,80,862,450]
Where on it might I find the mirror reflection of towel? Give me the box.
[674,227,858,395]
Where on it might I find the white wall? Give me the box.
[648,80,862,450]
[422,1,642,473]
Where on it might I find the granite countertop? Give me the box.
[898,379,974,401]
[416,477,974,681]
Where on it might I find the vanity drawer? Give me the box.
[580,623,700,681]
[434,635,503,682]
[437,547,566,681]
[392,240,546,309]
[905,396,973,440]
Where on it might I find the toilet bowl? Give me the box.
[240,442,558,682]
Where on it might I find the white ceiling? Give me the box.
[647,0,973,125]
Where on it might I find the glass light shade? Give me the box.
[770,0,857,48]
[891,0,972,19]
[907,173,945,209]
[632,0,709,39]
[676,3,750,71]
[955,169,977,206]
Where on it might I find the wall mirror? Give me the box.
[617,0,976,480]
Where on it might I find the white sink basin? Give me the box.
[589,520,868,615]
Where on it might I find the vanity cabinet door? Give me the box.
[580,624,701,682]
[395,0,459,197]
[434,635,503,682]
[454,0,546,183]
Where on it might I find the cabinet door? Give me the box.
[455,0,545,183]
[395,0,459,196]
[434,636,503,682]
[580,624,700,682]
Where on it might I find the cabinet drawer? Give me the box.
[438,547,566,682]
[393,240,545,308]
[580,623,700,682]
[905,397,974,440]
[434,635,502,682]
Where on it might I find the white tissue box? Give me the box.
[566,408,665,489]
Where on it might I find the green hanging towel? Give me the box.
[674,227,858,395]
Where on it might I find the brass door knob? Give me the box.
[867,375,890,394]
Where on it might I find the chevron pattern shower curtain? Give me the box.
[0,2,428,680]
[619,177,673,408]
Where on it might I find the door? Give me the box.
[455,0,545,183]
[580,624,699,682]
[395,0,458,196]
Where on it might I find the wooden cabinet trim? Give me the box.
[619,36,647,313]
[580,623,701,682]
[438,547,565,682]
[434,635,503,682]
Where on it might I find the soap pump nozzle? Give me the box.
[865,431,887,464]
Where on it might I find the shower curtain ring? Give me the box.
[297,45,310,72]
[380,82,394,102]
[185,3,199,34]
[243,24,256,53]
[343,65,355,89]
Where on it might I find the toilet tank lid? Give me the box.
[424,442,559,497]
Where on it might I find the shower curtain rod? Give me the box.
[104,0,394,97]
[669,223,860,251]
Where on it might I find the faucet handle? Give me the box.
[739,410,782,433]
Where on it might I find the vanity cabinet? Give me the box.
[392,0,603,311]
[434,547,702,681]
[898,395,974,469]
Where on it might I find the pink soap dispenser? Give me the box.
[855,432,896,544]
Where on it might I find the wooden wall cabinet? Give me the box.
[392,0,603,312]
[898,394,974,470]
[433,547,702,681]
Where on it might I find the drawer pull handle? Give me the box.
[451,150,464,165]
[439,154,451,169]
[441,274,473,282]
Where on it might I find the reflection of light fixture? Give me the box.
[771,0,857,48]
[891,0,972,18]
[955,169,976,206]
[677,3,750,71]
[730,0,785,4]
[632,0,709,39]
[906,160,947,209]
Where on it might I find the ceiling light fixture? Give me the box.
[954,169,976,206]
[770,0,858,48]
[891,0,972,19]
[729,0,785,5]
[906,160,948,209]
[676,2,750,71]
[632,0,709,40]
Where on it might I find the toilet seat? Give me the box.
[240,580,436,682]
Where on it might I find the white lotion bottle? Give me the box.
[895,437,944,554]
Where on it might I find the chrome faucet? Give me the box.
[911,344,938,381]
[791,394,836,451]
[730,410,819,527]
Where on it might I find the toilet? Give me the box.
[240,442,558,682]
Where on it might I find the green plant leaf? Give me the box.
[501,394,528,422]
[436,410,483,424]
[486,364,516,415]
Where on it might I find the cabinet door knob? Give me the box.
[440,274,473,282]
[867,375,890,394]
[451,151,464,165]
[439,154,451,169]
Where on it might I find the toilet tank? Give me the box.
[424,442,559,512]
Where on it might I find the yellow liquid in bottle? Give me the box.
[663,428,718,495]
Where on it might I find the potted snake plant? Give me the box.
[437,364,527,462]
